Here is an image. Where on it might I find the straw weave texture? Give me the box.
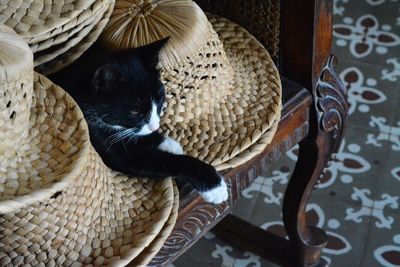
[29,0,109,53]
[0,25,34,158]
[0,0,97,40]
[126,182,178,267]
[0,147,176,266]
[159,15,282,170]
[0,74,90,214]
[194,0,281,62]
[0,25,33,83]
[0,0,115,74]
[36,1,115,75]
[101,0,211,68]
[33,0,110,66]
[25,0,110,44]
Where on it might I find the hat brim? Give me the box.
[113,181,179,267]
[0,0,100,41]
[35,1,115,75]
[33,1,110,67]
[160,15,282,171]
[29,0,109,54]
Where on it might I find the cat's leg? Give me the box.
[157,136,183,155]
[133,149,227,203]
[199,178,228,204]
[135,132,183,155]
[102,146,228,204]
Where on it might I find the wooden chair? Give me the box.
[145,0,348,266]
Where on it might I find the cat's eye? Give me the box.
[130,110,139,116]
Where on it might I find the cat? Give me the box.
[50,39,228,204]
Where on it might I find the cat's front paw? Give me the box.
[200,178,228,204]
[158,137,184,155]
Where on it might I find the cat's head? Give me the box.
[89,39,168,135]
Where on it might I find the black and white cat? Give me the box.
[50,39,228,204]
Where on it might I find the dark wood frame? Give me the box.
[143,0,348,266]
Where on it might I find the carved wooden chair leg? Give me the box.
[282,56,348,267]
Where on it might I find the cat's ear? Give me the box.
[92,65,121,93]
[137,37,169,70]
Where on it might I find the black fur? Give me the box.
[50,40,223,193]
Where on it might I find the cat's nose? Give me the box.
[148,121,159,131]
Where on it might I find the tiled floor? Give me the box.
[173,1,400,267]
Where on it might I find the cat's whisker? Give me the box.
[107,128,137,147]
[92,114,109,129]
[107,132,133,150]
[85,112,110,130]
[118,129,136,143]
[110,131,129,144]
[106,131,125,144]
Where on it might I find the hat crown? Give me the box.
[101,0,215,68]
[0,25,34,156]
[127,0,157,17]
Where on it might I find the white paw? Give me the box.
[200,178,228,204]
[158,137,184,155]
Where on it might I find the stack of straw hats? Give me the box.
[0,25,178,266]
[100,0,282,171]
[0,0,282,265]
[0,0,115,75]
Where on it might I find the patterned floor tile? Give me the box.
[374,147,400,201]
[262,126,390,205]
[381,57,400,83]
[344,187,399,230]
[317,125,393,201]
[364,116,400,157]
[234,167,292,218]
[360,210,400,267]
[172,233,232,267]
[244,193,369,267]
[393,90,400,128]
[333,0,400,67]
[231,181,264,220]
[173,232,278,267]
[335,60,400,128]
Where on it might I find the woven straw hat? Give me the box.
[0,0,115,74]
[100,0,282,171]
[0,25,178,266]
